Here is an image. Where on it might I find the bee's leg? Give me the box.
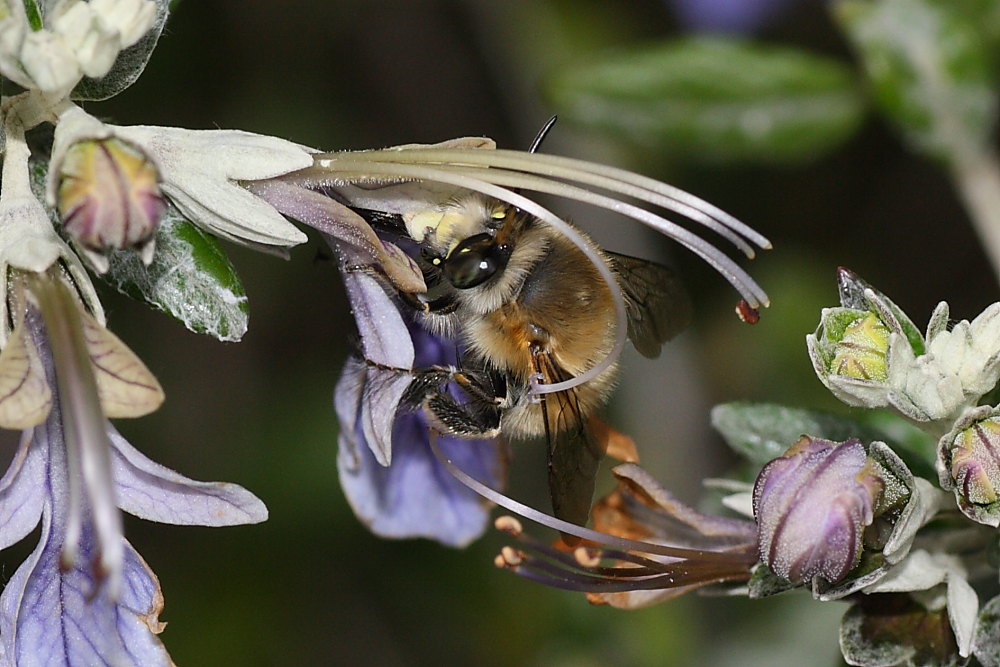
[401,366,504,439]
[423,392,501,439]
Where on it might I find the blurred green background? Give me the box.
[6,0,997,664]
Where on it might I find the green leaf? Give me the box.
[975,594,1000,666]
[710,403,936,479]
[841,593,961,667]
[70,0,170,101]
[103,205,249,342]
[834,0,999,164]
[545,37,866,165]
[23,0,42,31]
[711,403,875,465]
[746,563,797,599]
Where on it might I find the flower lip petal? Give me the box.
[109,424,267,526]
[0,430,46,551]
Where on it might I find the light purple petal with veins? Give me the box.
[0,512,170,667]
[342,270,414,370]
[338,268,414,465]
[0,405,170,665]
[109,424,267,526]
[0,430,46,550]
[338,407,503,548]
[336,325,505,547]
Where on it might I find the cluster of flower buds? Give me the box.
[0,0,158,95]
[808,268,1000,425]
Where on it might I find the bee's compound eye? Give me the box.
[444,233,510,289]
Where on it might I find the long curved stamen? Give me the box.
[396,163,768,307]
[309,151,770,308]
[307,158,627,396]
[336,147,772,255]
[496,527,755,593]
[428,435,743,562]
[31,274,123,596]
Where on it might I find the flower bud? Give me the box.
[56,137,165,269]
[754,437,884,585]
[939,407,1000,525]
[830,311,890,381]
[808,303,902,412]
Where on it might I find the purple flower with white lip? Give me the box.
[0,273,267,664]
[753,436,884,585]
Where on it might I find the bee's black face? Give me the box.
[444,233,511,289]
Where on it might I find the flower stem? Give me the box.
[950,148,1000,283]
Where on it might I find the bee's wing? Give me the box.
[534,354,606,533]
[605,251,692,359]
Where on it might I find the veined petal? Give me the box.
[359,365,412,467]
[245,180,425,293]
[0,317,52,428]
[0,510,171,667]
[80,308,163,418]
[341,268,414,371]
[337,409,502,547]
[339,263,416,467]
[109,424,267,526]
[0,429,46,550]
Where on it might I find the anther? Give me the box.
[494,515,523,536]
[501,546,523,566]
[735,299,760,324]
[574,546,601,568]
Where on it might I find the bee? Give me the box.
[357,190,691,528]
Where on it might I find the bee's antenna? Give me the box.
[528,116,558,154]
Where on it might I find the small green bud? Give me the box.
[831,312,890,381]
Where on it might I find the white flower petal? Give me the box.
[52,1,119,78]
[19,30,80,96]
[948,573,979,657]
[112,125,313,247]
[90,0,158,48]
[863,550,951,594]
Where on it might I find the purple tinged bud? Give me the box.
[753,437,884,585]
[56,138,165,259]
[948,416,1000,505]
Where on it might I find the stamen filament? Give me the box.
[398,162,768,306]
[31,274,123,597]
[334,147,772,251]
[429,435,741,563]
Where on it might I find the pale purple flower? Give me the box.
[0,277,266,664]
[250,177,505,546]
